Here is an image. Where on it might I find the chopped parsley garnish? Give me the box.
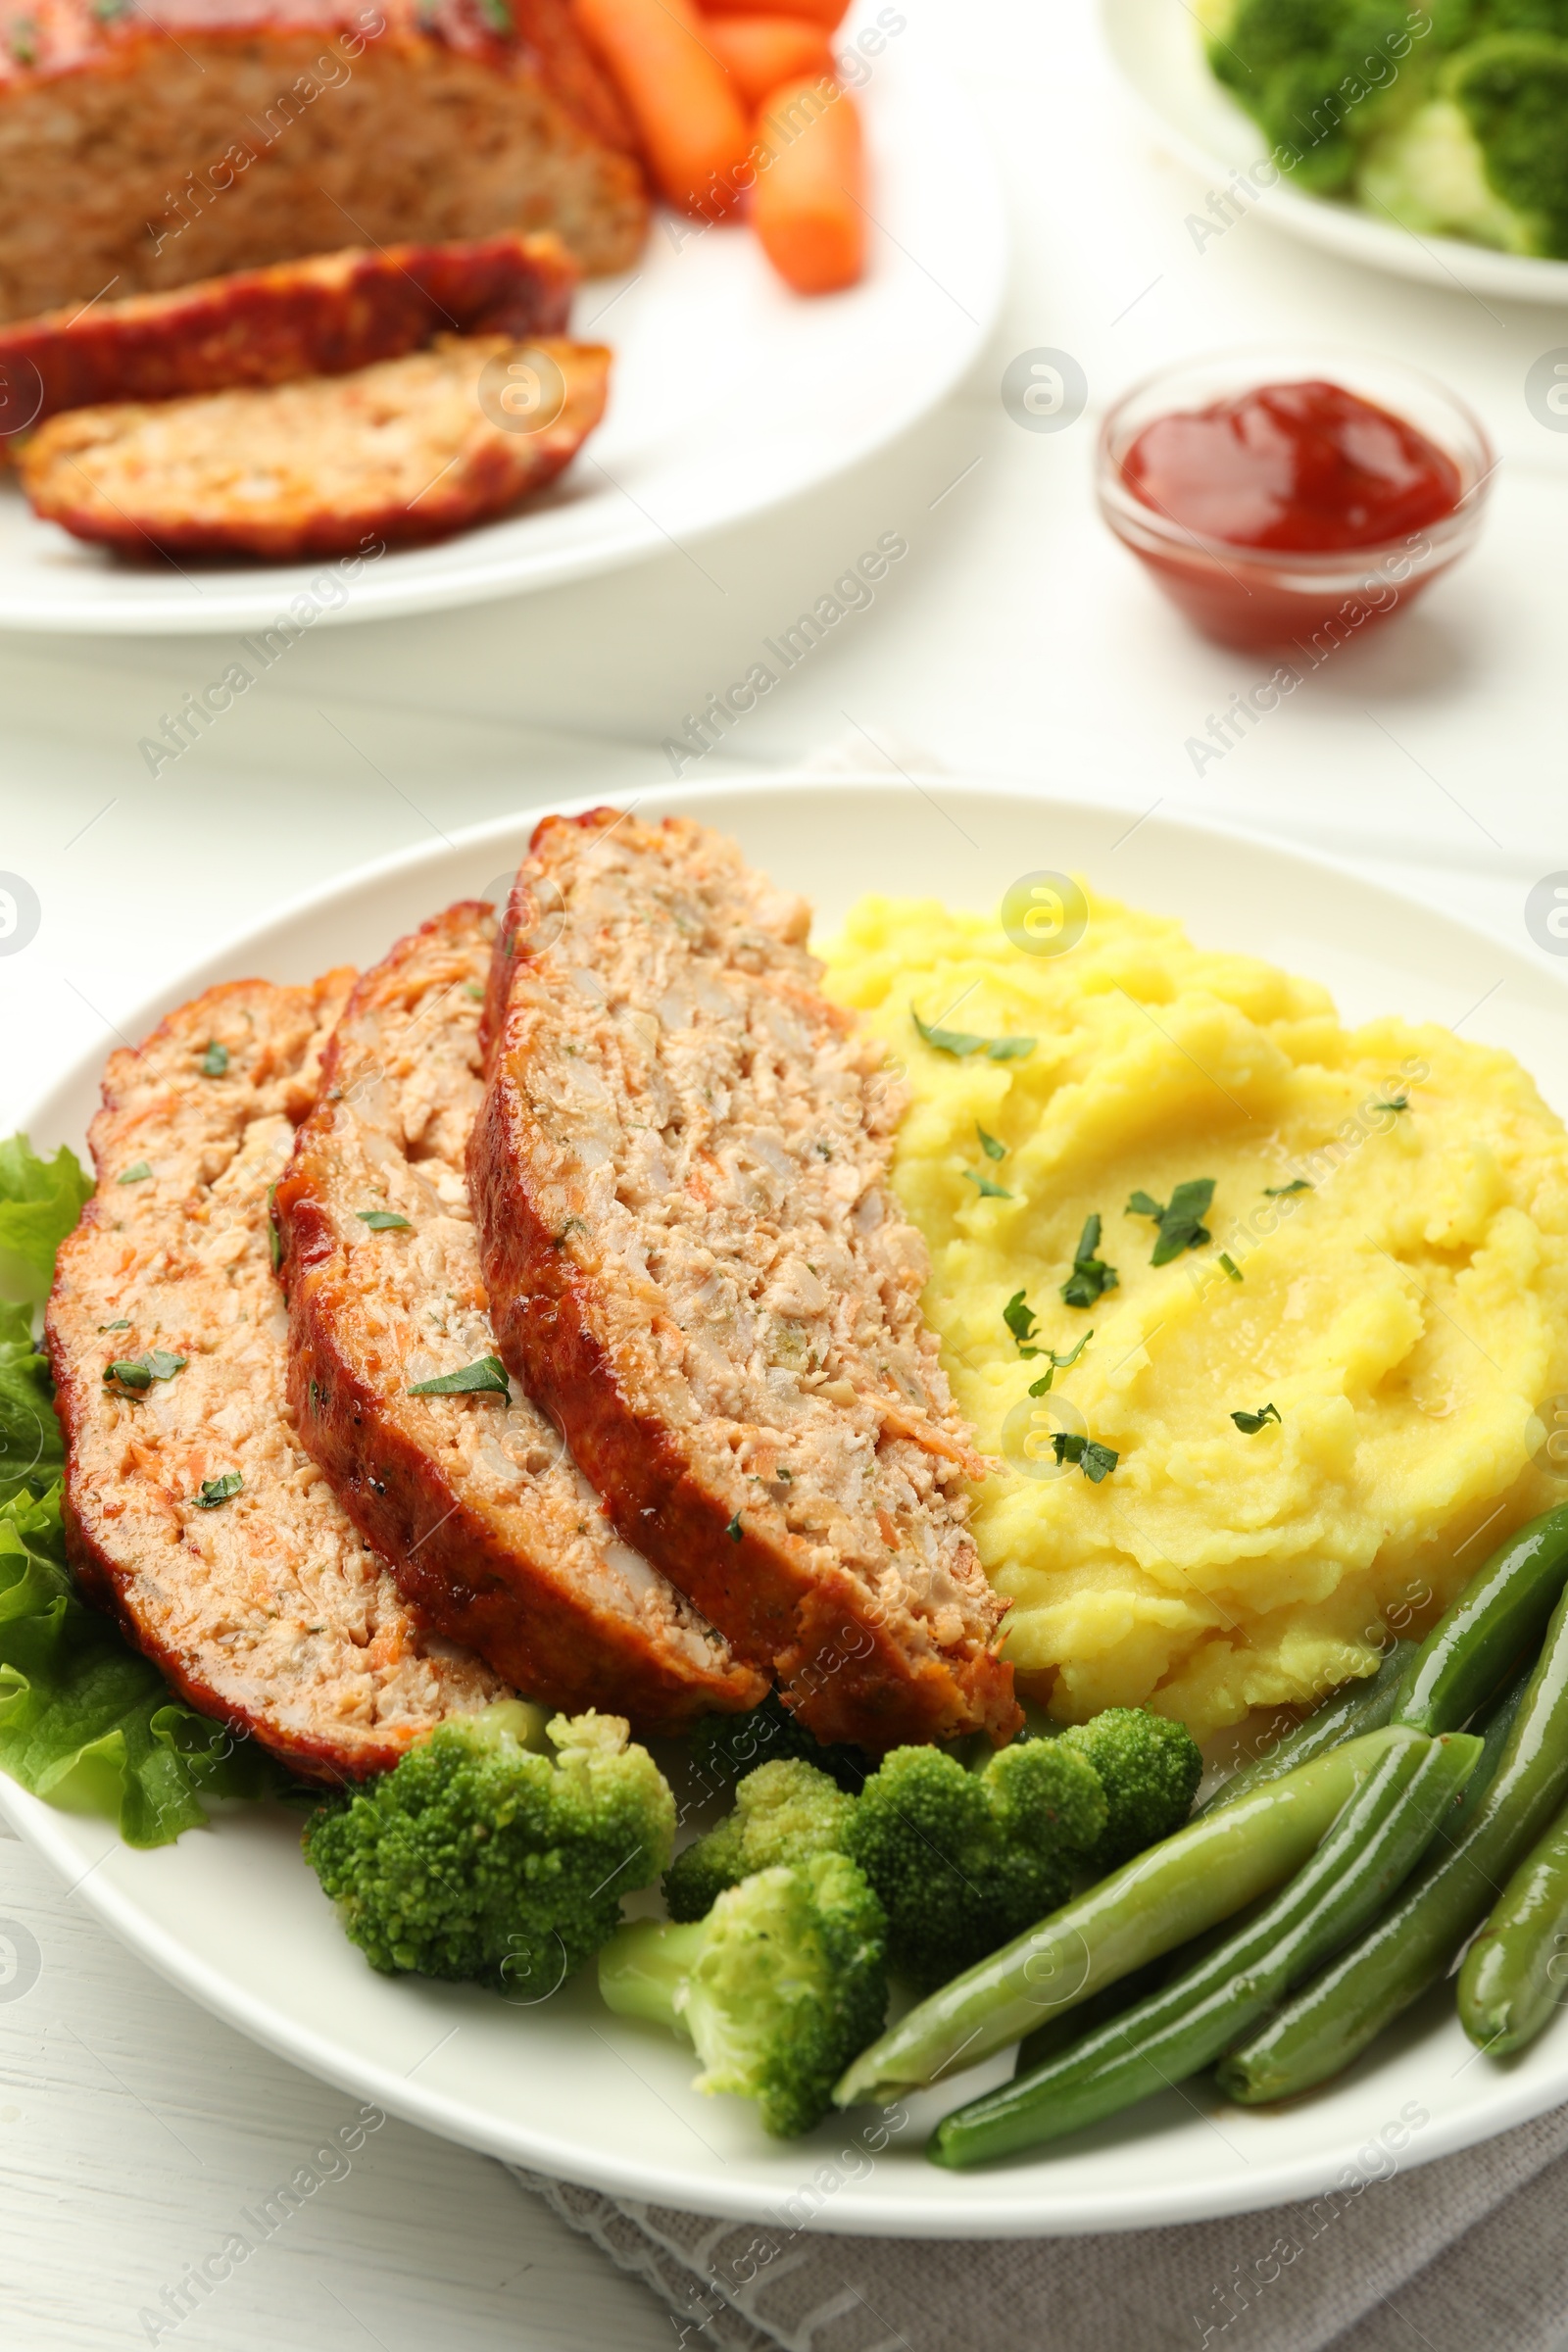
[408,1355,510,1396]
[976,1125,1005,1161]
[1027,1329,1093,1396]
[195,1472,243,1509]
[1232,1401,1282,1434]
[357,1209,412,1231]
[8,20,37,64]
[726,1510,743,1541]
[477,0,513,28]
[464,982,485,1001]
[912,1008,1035,1063]
[1128,1178,1215,1266]
[1374,1095,1410,1113]
[200,1041,229,1077]
[1263,1179,1312,1197]
[118,1161,152,1185]
[98,1319,131,1332]
[1061,1214,1118,1308]
[1004,1290,1040,1353]
[104,1348,186,1391]
[267,1181,282,1273]
[1052,1432,1119,1483]
[776,1465,792,1482]
[1218,1252,1243,1282]
[964,1171,1012,1200]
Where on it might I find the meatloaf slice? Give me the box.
[274,901,765,1733]
[45,971,506,1782]
[468,809,1021,1753]
[19,334,609,562]
[0,234,577,443]
[0,0,646,323]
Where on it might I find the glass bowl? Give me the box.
[1095,345,1496,654]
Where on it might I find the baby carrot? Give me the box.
[752,77,864,295]
[701,0,851,30]
[576,0,752,220]
[699,14,835,107]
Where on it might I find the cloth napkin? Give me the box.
[511,2094,1568,2351]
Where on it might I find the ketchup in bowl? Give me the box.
[1097,354,1494,653]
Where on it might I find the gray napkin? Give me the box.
[511,2098,1568,2352]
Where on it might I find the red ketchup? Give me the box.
[1111,379,1466,651]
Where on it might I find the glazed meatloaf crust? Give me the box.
[275,901,765,1732]
[0,0,645,324]
[0,234,577,441]
[20,333,609,561]
[469,810,1021,1753]
[45,971,506,1781]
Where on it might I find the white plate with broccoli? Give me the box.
[9,777,1568,2235]
[1102,0,1568,304]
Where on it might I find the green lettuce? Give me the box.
[0,1131,296,1844]
[0,1483,290,1846]
[0,1134,92,1296]
[0,1299,62,1504]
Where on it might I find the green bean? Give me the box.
[1199,1641,1416,1817]
[832,1726,1418,2109]
[1393,1502,1568,1736]
[929,1733,1480,2168]
[1014,1957,1168,2077]
[1218,1638,1555,2105]
[1458,1788,1568,2054]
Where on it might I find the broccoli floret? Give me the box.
[1204,0,1424,191]
[688,1691,869,1795]
[1056,1707,1202,1873]
[1358,35,1568,253]
[304,1703,674,1990]
[841,1740,1107,1990]
[599,1853,888,2137]
[664,1758,858,1923]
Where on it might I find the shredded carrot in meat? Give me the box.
[873,1398,988,1481]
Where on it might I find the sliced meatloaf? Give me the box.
[19,334,609,562]
[0,0,645,324]
[469,810,1021,1753]
[274,901,764,1732]
[0,234,577,443]
[45,971,506,1782]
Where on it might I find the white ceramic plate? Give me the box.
[1101,0,1568,305]
[0,17,1004,637]
[5,776,1568,2237]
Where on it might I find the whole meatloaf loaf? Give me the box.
[20,333,609,561]
[0,0,646,326]
[0,234,577,439]
[275,900,765,1731]
[45,970,507,1781]
[469,810,1021,1754]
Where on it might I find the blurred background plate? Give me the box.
[1102,0,1568,307]
[0,12,1004,637]
[6,773,1568,2237]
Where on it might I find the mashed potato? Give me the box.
[822,885,1568,1739]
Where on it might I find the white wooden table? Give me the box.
[3,0,1567,2337]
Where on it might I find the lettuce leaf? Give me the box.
[0,1134,92,1297]
[0,1483,291,1846]
[0,1299,61,1504]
